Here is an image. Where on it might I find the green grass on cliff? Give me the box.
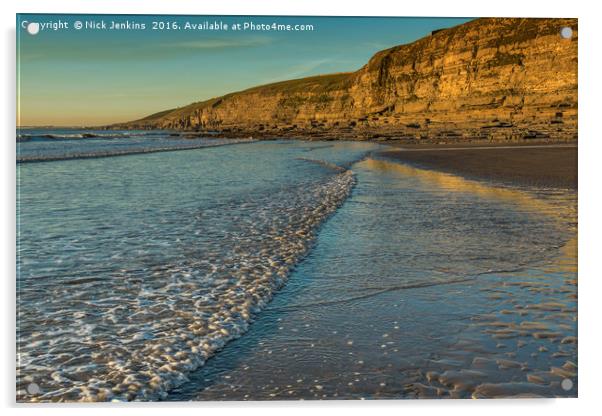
[242,73,352,95]
[130,73,352,123]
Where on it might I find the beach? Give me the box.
[170,153,577,400]
[16,133,578,401]
[379,144,577,189]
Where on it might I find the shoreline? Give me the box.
[18,131,578,191]
[17,138,578,401]
[18,129,578,191]
[108,126,578,146]
[167,144,577,401]
[378,143,577,190]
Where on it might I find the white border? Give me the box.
[3,1,600,415]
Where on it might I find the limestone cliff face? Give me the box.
[120,18,577,141]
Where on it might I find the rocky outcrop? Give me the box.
[117,18,577,143]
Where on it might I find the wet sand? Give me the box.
[167,156,577,401]
[17,140,578,401]
[379,144,577,189]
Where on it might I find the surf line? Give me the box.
[17,139,257,164]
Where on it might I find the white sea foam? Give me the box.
[17,167,356,402]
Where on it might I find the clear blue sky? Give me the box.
[17,14,473,126]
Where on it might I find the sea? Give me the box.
[16,129,577,401]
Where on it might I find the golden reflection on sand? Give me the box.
[360,158,577,270]
[360,158,575,222]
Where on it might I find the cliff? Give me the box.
[117,18,578,143]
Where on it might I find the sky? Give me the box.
[17,14,473,126]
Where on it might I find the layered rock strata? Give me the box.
[116,18,578,143]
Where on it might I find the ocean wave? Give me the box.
[17,131,166,142]
[16,138,256,163]
[17,168,356,402]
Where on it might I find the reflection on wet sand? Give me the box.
[170,153,576,401]
[361,158,576,225]
[361,158,577,398]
